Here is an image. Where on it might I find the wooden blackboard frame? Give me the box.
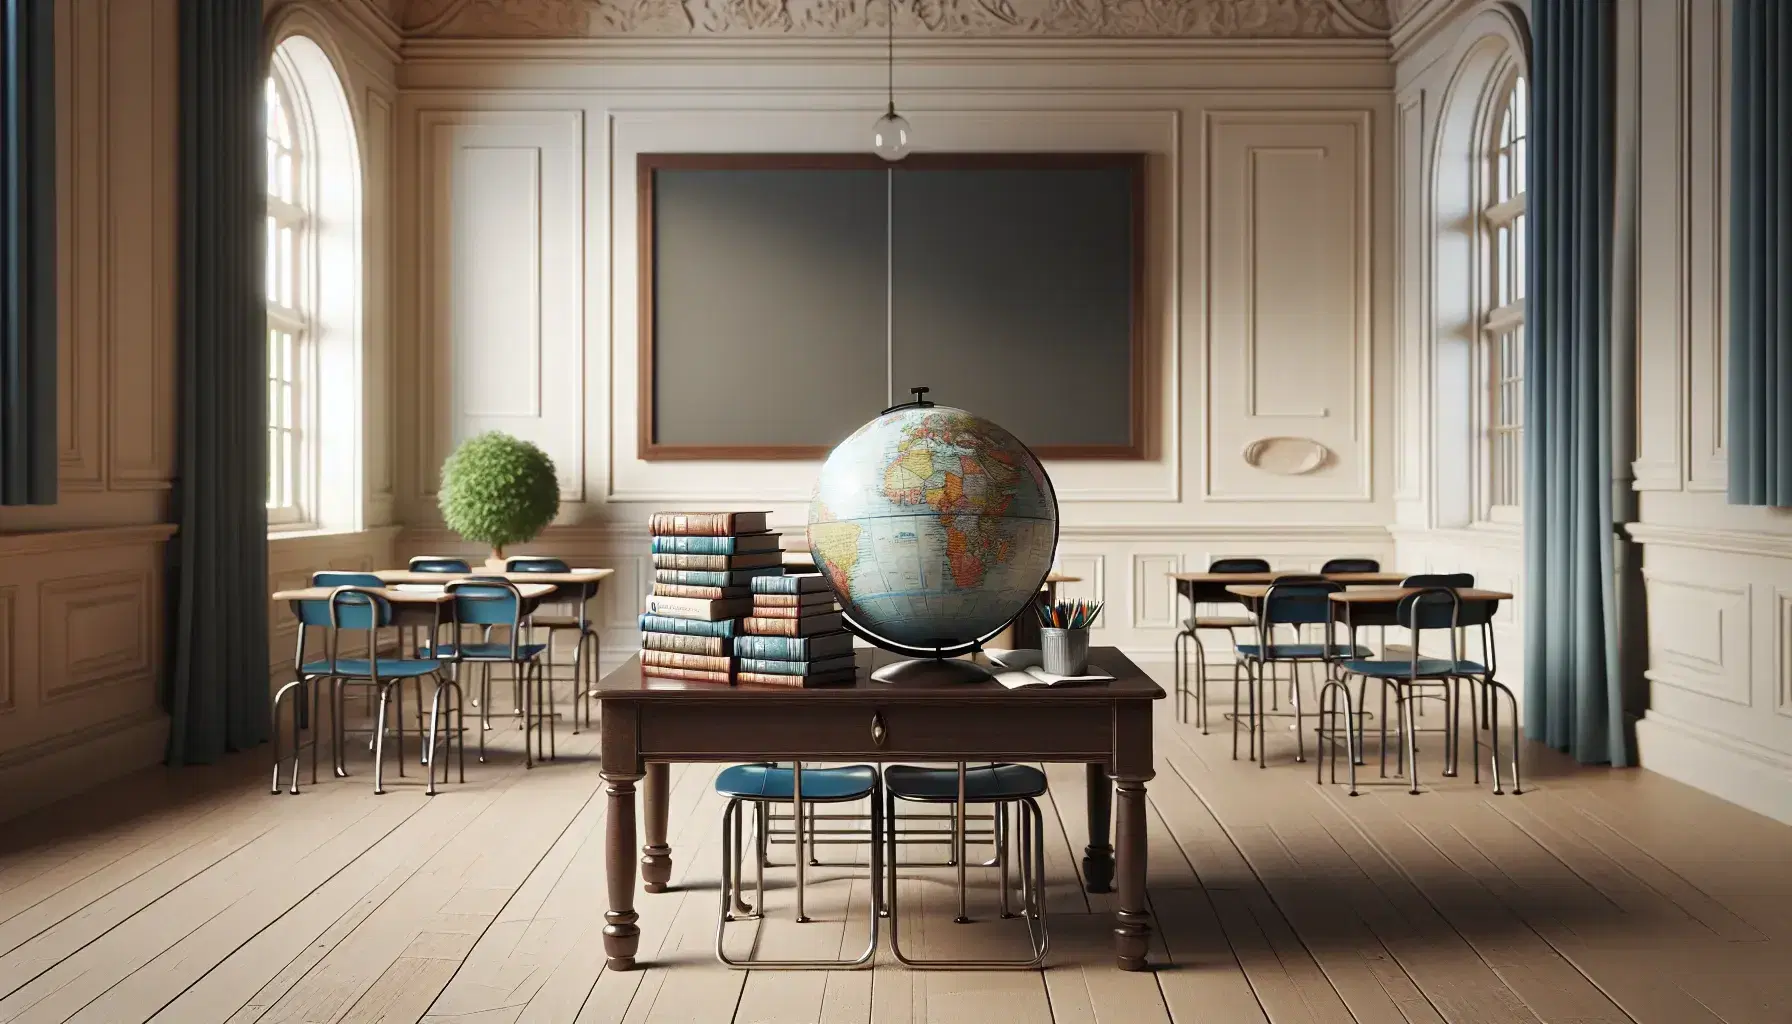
[636,151,1150,461]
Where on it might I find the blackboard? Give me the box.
[638,153,1147,460]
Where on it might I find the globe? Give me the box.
[807,396,1059,662]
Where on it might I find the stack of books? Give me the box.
[735,574,856,686]
[638,511,779,684]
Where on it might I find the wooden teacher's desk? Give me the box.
[591,646,1164,971]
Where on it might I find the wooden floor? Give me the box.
[1,666,1789,1024]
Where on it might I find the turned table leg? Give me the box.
[603,772,643,970]
[1113,775,1153,970]
[1083,761,1115,894]
[642,762,671,893]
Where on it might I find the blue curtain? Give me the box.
[1523,0,1628,765]
[0,0,55,505]
[1728,0,1792,507]
[165,0,268,764]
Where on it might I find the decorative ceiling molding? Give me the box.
[404,0,1391,39]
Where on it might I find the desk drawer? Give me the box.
[637,701,1112,762]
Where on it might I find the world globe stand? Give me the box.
[869,649,996,686]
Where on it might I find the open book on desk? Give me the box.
[984,648,1114,688]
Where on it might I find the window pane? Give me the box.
[1514,211,1526,301]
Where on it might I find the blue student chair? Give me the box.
[408,556,472,574]
[1233,579,1368,766]
[1321,586,1518,796]
[714,762,882,969]
[432,579,554,768]
[880,762,1050,968]
[505,556,602,735]
[271,585,448,795]
[1173,557,1269,732]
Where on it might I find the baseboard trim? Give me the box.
[0,710,170,823]
[1635,710,1792,826]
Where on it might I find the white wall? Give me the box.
[1624,0,1792,823]
[391,30,1399,667]
[1392,0,1792,823]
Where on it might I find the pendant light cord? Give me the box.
[886,0,895,115]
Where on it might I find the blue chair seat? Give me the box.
[715,764,877,802]
[422,642,548,661]
[883,763,1048,802]
[1339,657,1488,678]
[301,658,441,679]
[1236,643,1368,660]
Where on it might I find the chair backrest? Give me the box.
[290,586,392,630]
[1395,587,1460,632]
[1260,581,1342,626]
[408,556,471,574]
[505,556,570,573]
[1401,572,1474,588]
[312,571,384,588]
[1321,557,1382,574]
[1208,557,1270,574]
[446,579,525,638]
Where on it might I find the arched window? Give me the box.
[264,64,307,523]
[1482,71,1526,516]
[263,34,362,532]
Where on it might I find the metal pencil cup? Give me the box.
[1040,627,1090,676]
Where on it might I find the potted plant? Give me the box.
[438,431,561,565]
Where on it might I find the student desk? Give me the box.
[270,582,559,627]
[590,646,1164,972]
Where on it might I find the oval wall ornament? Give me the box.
[1241,436,1331,476]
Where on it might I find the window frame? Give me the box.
[264,56,318,530]
[1477,66,1526,524]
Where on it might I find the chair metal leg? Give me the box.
[1402,686,1421,795]
[372,683,393,795]
[271,678,302,795]
[1172,630,1187,724]
[715,790,880,970]
[426,679,445,797]
[885,791,1050,969]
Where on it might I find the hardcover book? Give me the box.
[649,511,770,536]
[745,603,841,620]
[744,612,845,637]
[750,592,836,609]
[733,631,855,661]
[643,595,753,621]
[751,573,830,595]
[650,532,780,555]
[654,567,784,587]
[739,668,857,687]
[642,665,734,685]
[652,583,752,600]
[642,649,734,673]
[651,551,783,571]
[640,631,731,657]
[737,654,858,676]
[639,613,740,638]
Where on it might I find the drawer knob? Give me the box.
[871,712,886,747]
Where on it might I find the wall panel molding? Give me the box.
[1641,574,1751,706]
[38,571,153,703]
[1625,522,1792,560]
[1779,589,1792,719]
[1203,108,1374,503]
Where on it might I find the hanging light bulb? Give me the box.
[873,0,910,161]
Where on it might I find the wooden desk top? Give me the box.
[375,568,613,586]
[1221,584,1511,602]
[593,647,1163,703]
[271,582,557,603]
[1171,571,1406,585]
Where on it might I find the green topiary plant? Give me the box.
[438,431,561,563]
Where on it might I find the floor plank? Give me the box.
[0,664,1783,1024]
